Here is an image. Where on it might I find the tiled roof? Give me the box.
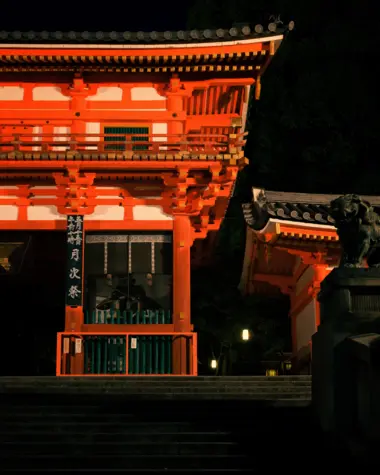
[0,22,294,45]
[242,188,380,231]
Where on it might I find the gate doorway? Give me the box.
[0,231,66,376]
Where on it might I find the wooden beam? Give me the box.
[0,219,173,231]
[0,109,186,121]
[279,225,338,238]
[0,42,266,59]
[82,324,175,333]
[0,110,240,129]
[186,114,239,130]
[0,160,224,170]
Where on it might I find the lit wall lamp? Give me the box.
[210,359,217,370]
[266,369,278,377]
[242,329,250,341]
[284,361,292,372]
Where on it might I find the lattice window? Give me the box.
[104,126,149,151]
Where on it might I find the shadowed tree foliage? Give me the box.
[188,0,376,194]
[191,251,291,374]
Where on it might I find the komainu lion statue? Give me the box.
[330,194,380,268]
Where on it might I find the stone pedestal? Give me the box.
[312,268,380,437]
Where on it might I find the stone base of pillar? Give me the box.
[172,337,189,375]
[313,268,380,440]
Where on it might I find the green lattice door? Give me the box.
[83,335,172,375]
[104,126,149,151]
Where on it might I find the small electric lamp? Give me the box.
[266,369,278,377]
[284,361,292,371]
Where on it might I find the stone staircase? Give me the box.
[0,375,312,401]
[0,375,353,473]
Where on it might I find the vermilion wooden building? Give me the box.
[0,24,290,376]
[240,189,379,370]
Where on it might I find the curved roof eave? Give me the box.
[0,35,284,50]
[0,24,292,47]
[242,187,380,232]
[242,187,340,232]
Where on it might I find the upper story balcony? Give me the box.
[0,130,247,164]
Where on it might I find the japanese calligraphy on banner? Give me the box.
[66,215,84,306]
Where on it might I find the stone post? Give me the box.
[312,268,380,438]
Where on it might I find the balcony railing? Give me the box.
[56,331,197,376]
[85,309,172,324]
[0,132,246,155]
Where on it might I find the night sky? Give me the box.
[0,1,192,32]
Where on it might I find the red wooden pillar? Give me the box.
[165,74,192,147]
[69,75,91,150]
[312,264,331,327]
[172,214,192,374]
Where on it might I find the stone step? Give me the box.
[0,377,311,382]
[0,376,311,401]
[0,399,309,413]
[1,454,250,470]
[0,385,311,392]
[1,470,253,474]
[0,376,311,382]
[0,384,312,391]
[0,391,311,401]
[0,385,312,392]
[0,404,106,411]
[0,421,199,431]
[0,431,233,443]
[1,440,243,456]
[0,381,311,392]
[0,412,149,420]
[0,397,313,412]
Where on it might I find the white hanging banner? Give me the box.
[63,338,70,354]
[75,338,82,354]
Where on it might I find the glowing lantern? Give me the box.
[266,369,278,377]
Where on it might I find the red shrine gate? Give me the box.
[0,24,289,375]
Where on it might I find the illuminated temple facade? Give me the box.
[0,25,291,375]
[239,189,379,370]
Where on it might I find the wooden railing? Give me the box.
[0,132,247,155]
[85,309,172,325]
[56,331,198,377]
